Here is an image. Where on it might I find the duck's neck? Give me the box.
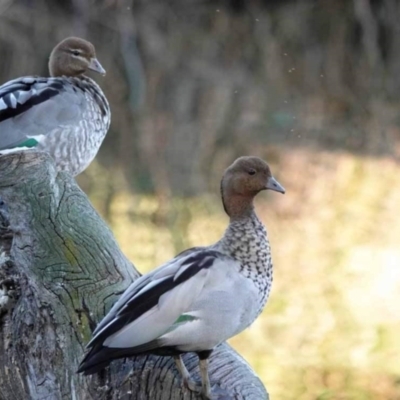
[221,188,256,220]
[215,210,268,261]
[49,63,86,78]
[226,210,266,240]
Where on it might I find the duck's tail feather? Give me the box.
[77,339,162,375]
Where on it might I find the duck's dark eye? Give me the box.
[71,50,81,56]
[248,169,256,176]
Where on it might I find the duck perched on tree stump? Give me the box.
[0,37,110,176]
[78,156,285,399]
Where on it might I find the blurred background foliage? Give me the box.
[1,0,400,399]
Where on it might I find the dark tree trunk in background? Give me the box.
[0,152,268,400]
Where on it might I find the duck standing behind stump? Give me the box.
[0,37,110,176]
[78,156,285,399]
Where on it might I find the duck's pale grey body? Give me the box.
[0,75,110,176]
[79,212,272,371]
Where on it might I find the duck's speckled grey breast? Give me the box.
[41,77,111,176]
[214,213,274,321]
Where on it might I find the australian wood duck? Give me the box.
[78,156,285,399]
[0,37,110,176]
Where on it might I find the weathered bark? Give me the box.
[0,151,268,400]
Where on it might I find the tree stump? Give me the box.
[0,151,268,400]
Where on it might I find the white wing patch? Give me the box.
[27,134,46,143]
[17,90,32,105]
[0,147,30,155]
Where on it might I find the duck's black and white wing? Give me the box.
[78,248,239,375]
[0,76,109,151]
[0,77,70,149]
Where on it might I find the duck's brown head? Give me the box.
[221,156,285,219]
[48,37,106,78]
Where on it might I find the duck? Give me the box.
[77,156,285,399]
[0,37,110,176]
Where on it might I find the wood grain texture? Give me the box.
[0,151,268,400]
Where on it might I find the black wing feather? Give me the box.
[0,77,64,123]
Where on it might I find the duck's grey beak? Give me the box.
[266,176,285,194]
[88,57,106,76]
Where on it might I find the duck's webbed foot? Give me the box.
[175,351,231,399]
[174,355,202,392]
